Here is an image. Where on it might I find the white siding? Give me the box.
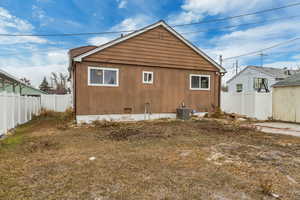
[228,68,277,93]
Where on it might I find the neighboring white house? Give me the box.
[227,66,299,93]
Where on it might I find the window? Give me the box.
[190,74,210,90]
[143,71,153,84]
[253,78,268,90]
[88,67,119,86]
[236,84,243,92]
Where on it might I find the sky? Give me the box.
[1,0,300,87]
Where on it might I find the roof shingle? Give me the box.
[273,73,300,87]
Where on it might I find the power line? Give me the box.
[172,2,300,27]
[1,2,300,37]
[223,37,300,60]
[0,14,299,57]
[1,14,299,57]
[182,15,300,35]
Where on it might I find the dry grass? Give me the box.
[1,116,300,200]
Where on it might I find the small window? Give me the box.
[143,71,153,84]
[190,74,210,90]
[253,78,268,90]
[236,84,243,92]
[88,67,119,86]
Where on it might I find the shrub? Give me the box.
[36,108,74,122]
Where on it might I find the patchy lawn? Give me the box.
[1,114,300,200]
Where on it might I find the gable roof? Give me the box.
[273,72,300,87]
[69,45,97,58]
[72,20,226,73]
[0,68,47,94]
[227,65,300,83]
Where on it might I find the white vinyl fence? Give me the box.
[0,93,73,136]
[41,94,72,112]
[221,92,272,120]
[0,92,41,136]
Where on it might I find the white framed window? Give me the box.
[189,74,210,90]
[236,84,243,92]
[143,71,153,84]
[88,67,119,87]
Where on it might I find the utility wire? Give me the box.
[1,2,300,37]
[182,15,300,35]
[172,2,300,27]
[223,37,300,60]
[1,14,299,57]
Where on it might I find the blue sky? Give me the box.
[1,0,300,86]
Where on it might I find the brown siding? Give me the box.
[75,62,220,115]
[83,26,219,71]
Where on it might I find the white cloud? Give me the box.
[112,15,151,31]
[87,36,113,46]
[0,36,47,45]
[168,11,203,25]
[168,0,274,26]
[208,19,300,61]
[0,7,47,44]
[0,7,33,32]
[181,0,271,16]
[117,0,127,9]
[0,49,68,87]
[32,5,54,26]
[87,15,152,46]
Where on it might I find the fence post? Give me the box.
[3,92,8,134]
[29,97,32,120]
[24,95,28,122]
[18,94,21,125]
[11,93,15,129]
[54,94,57,111]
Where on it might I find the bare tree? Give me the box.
[50,72,68,94]
[20,77,31,86]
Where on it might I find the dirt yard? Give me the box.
[1,113,300,200]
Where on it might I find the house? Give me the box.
[227,66,299,93]
[272,73,300,123]
[68,20,226,123]
[0,69,47,96]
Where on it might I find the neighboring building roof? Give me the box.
[273,72,300,87]
[227,65,300,84]
[69,45,97,58]
[0,68,47,95]
[71,20,226,73]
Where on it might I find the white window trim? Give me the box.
[189,74,210,90]
[88,66,119,87]
[142,71,154,84]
